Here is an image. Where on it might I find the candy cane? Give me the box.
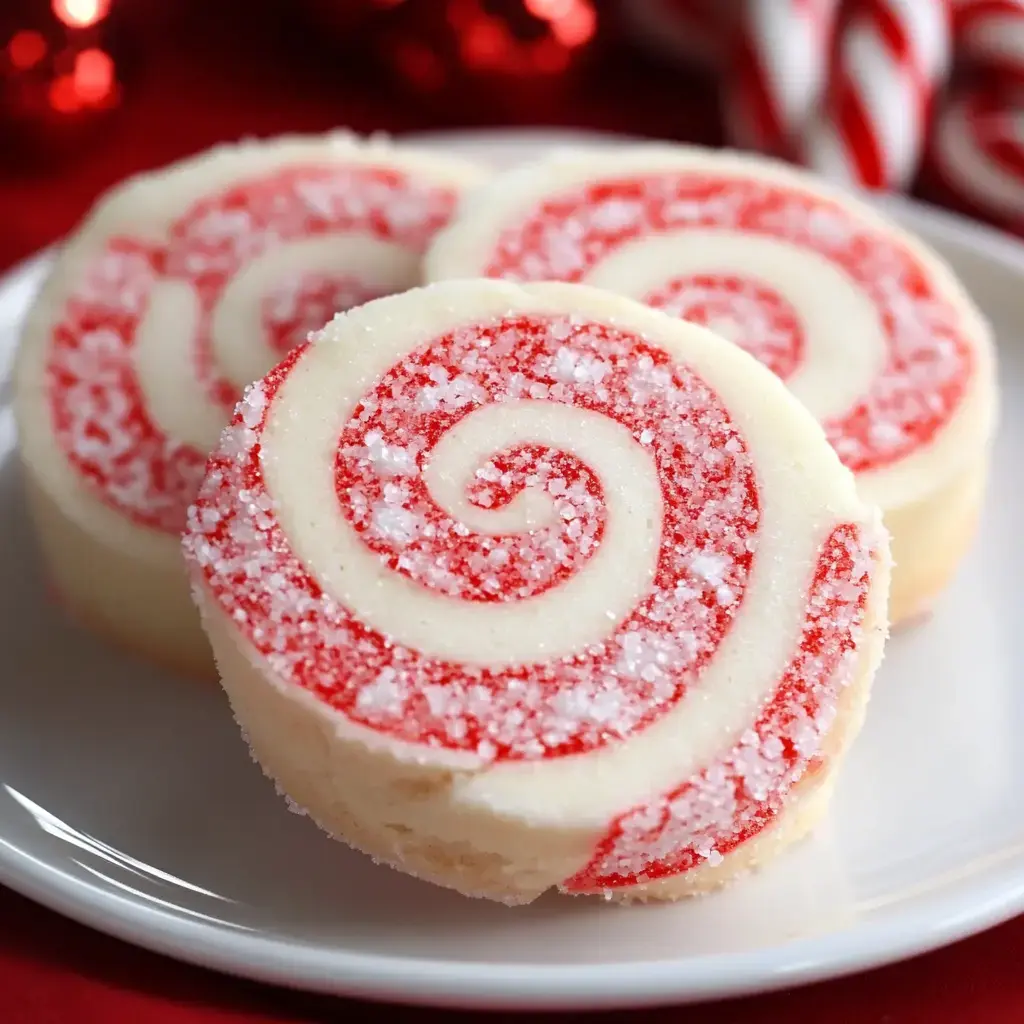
[804,0,952,189]
[725,0,840,156]
[924,84,1024,230]
[953,0,1024,84]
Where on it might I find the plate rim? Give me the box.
[2,127,1024,1011]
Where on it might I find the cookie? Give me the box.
[184,278,890,903]
[14,132,483,675]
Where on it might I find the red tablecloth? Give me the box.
[4,881,1024,1024]
[2,2,1022,1020]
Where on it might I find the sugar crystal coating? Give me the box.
[262,272,380,357]
[481,173,973,473]
[563,522,872,891]
[645,273,804,381]
[46,165,459,532]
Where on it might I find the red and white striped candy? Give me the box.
[804,0,951,189]
[925,83,1024,229]
[726,0,840,157]
[953,0,1024,84]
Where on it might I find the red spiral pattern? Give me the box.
[262,273,381,358]
[954,0,1024,87]
[481,173,973,474]
[565,521,872,891]
[186,314,760,762]
[644,273,805,381]
[923,83,1024,234]
[46,166,458,533]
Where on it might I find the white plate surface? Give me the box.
[0,129,1022,1011]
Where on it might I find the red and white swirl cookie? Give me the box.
[183,279,890,904]
[425,145,997,626]
[14,132,483,675]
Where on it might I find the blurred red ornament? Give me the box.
[300,0,598,116]
[1,0,123,169]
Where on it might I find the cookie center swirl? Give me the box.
[262,273,381,357]
[188,315,761,763]
[46,165,458,533]
[644,273,804,381]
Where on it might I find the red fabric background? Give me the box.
[4,881,1024,1023]
[1,2,1021,1020]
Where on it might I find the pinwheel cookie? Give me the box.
[184,279,890,904]
[425,145,997,625]
[14,132,482,675]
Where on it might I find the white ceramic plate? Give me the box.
[1,129,1022,1012]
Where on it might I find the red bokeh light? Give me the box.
[525,0,596,47]
[73,47,114,104]
[445,0,595,75]
[44,47,115,114]
[48,74,80,113]
[7,30,48,70]
[392,41,447,90]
